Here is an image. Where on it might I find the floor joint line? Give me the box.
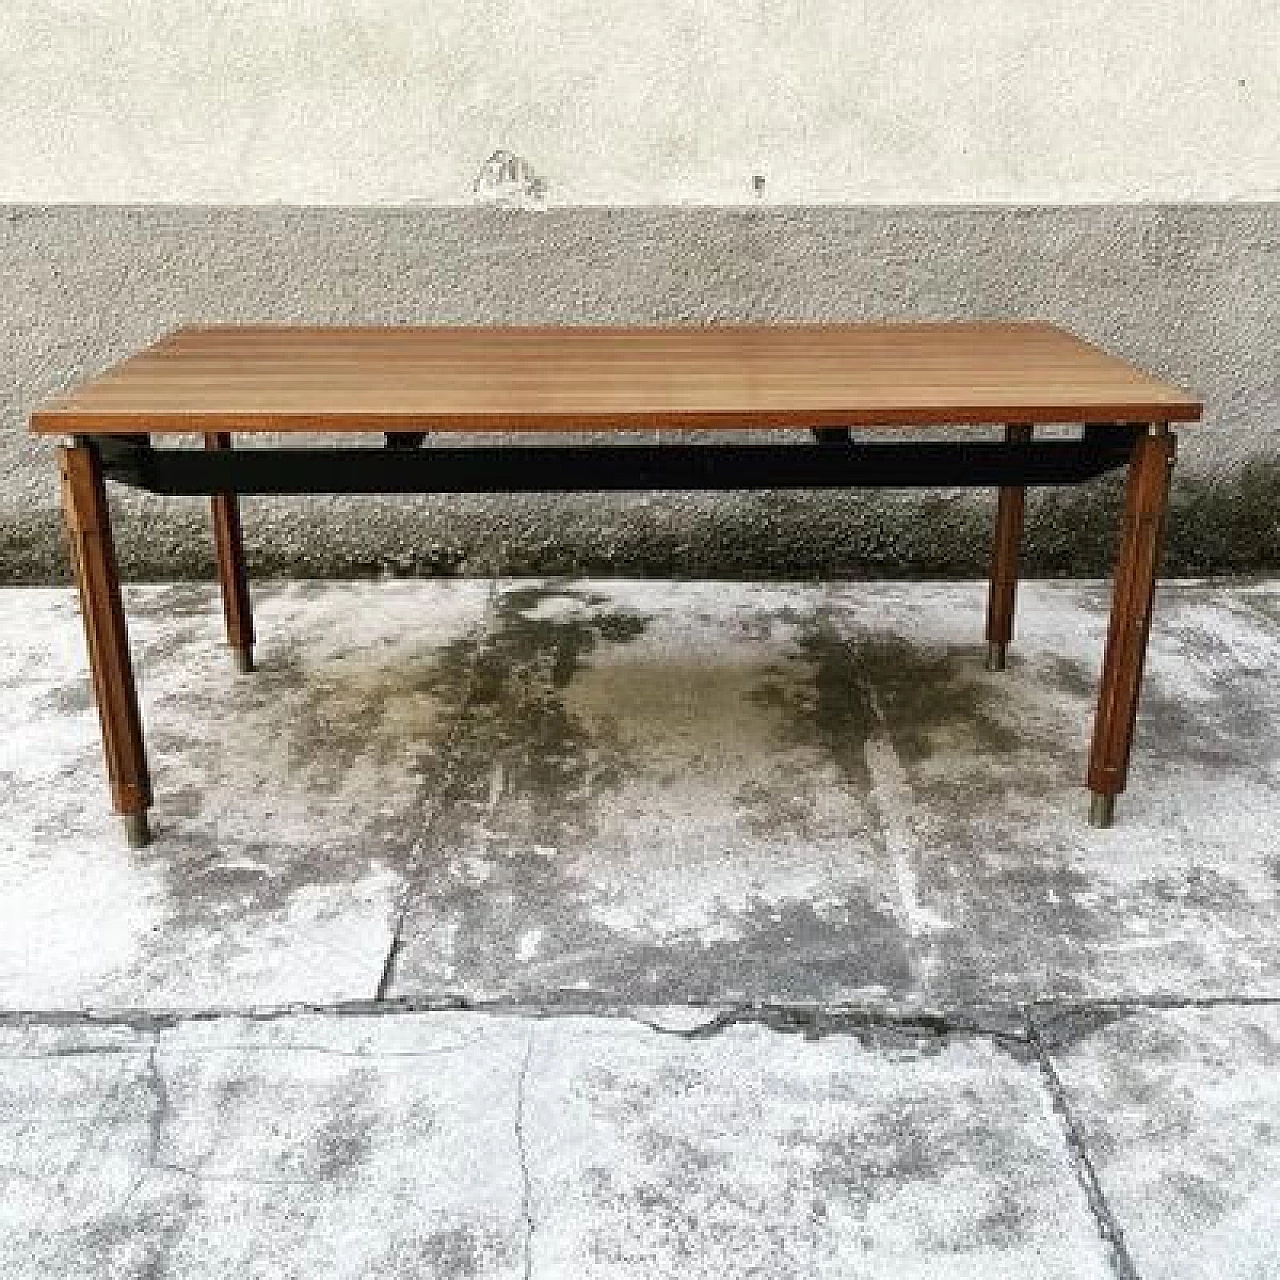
[372,573,503,1002]
[2,994,1275,1038]
[1025,1010,1142,1280]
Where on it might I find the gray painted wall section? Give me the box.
[4,204,1278,583]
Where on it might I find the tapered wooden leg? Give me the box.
[1088,426,1176,826]
[204,433,255,673]
[986,424,1032,670]
[59,440,153,847]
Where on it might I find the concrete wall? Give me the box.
[3,3,1278,582]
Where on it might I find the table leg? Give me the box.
[985,424,1032,671]
[204,433,255,673]
[1087,425,1176,827]
[59,440,153,847]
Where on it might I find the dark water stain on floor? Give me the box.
[130,832,395,961]
[106,611,500,984]
[375,1224,513,1278]
[411,831,917,1002]
[54,582,651,988]
[925,819,1280,1007]
[738,605,1055,844]
[129,582,221,619]
[804,1101,1037,1250]
[1142,675,1280,784]
[749,609,1021,792]
[34,678,95,716]
[924,861,1133,1007]
[439,584,652,849]
[397,589,925,1001]
[393,589,1280,1004]
[479,583,651,687]
[1046,655,1097,700]
[131,620,214,672]
[298,1066,380,1184]
[278,652,468,797]
[742,610,1276,1004]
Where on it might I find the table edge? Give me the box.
[30,402,1205,434]
[28,321,1205,434]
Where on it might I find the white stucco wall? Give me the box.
[1,0,1276,205]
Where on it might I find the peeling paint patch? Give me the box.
[472,150,548,209]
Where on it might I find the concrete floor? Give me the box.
[2,578,1278,1278]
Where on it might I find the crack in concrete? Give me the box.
[1033,993,1280,1013]
[114,1036,172,1213]
[11,991,1275,1276]
[1025,1011,1142,1280]
[1,1044,149,1060]
[2,993,1276,1043]
[132,1038,317,1194]
[625,1002,1028,1050]
[143,1038,174,1171]
[0,996,1022,1043]
[515,1027,536,1280]
[374,576,502,1002]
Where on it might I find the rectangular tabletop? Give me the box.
[30,322,1202,435]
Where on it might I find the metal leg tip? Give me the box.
[232,647,255,674]
[1089,793,1116,829]
[985,641,1007,672]
[123,811,152,848]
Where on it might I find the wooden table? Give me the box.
[31,323,1202,846]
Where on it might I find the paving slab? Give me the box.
[0,1013,527,1279]
[523,1015,1113,1279]
[392,579,1280,1007]
[0,580,490,1008]
[6,577,1280,1015]
[1038,1002,1280,1280]
[0,1010,1113,1279]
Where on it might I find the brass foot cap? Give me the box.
[1089,793,1116,829]
[985,641,1007,672]
[123,811,152,848]
[232,646,255,675]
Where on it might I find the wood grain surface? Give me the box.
[31,323,1202,435]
